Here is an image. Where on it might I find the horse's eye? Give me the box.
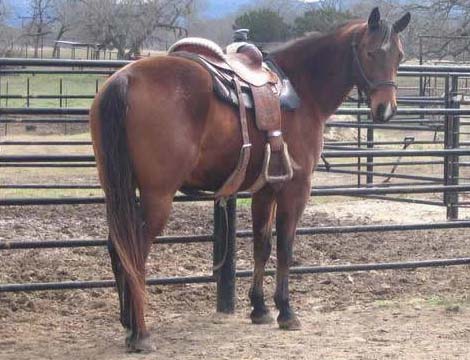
[367,51,374,58]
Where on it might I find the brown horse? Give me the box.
[90,7,410,352]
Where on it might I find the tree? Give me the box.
[234,9,290,43]
[188,15,236,46]
[350,0,470,60]
[403,1,470,60]
[78,0,194,58]
[51,0,82,57]
[25,0,56,57]
[293,1,354,36]
[0,1,22,57]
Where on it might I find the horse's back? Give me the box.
[91,55,215,193]
[90,54,269,195]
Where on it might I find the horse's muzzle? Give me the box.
[372,102,396,123]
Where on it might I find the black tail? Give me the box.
[98,75,146,326]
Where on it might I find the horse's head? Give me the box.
[352,7,410,123]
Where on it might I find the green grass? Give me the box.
[1,188,103,199]
[374,299,400,308]
[1,132,99,199]
[237,198,252,207]
[425,295,462,308]
[0,73,108,108]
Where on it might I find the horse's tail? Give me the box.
[97,74,146,323]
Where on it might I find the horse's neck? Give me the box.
[273,28,358,119]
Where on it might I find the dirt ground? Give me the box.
[1,198,470,360]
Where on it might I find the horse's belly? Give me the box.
[183,134,266,192]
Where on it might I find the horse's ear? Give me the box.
[368,7,381,30]
[393,12,411,33]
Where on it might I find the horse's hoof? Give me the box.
[125,332,156,353]
[251,310,274,325]
[278,315,302,331]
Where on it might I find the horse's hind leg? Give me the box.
[108,238,131,329]
[122,191,174,350]
[107,201,155,352]
[249,187,276,324]
[108,194,172,353]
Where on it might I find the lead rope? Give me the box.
[213,197,230,273]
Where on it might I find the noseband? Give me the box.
[351,30,397,96]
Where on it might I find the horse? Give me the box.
[89,7,411,352]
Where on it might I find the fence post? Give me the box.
[356,95,362,187]
[419,36,424,97]
[213,196,237,313]
[59,78,63,108]
[5,81,8,108]
[26,78,30,108]
[0,75,4,137]
[366,112,374,185]
[444,75,460,220]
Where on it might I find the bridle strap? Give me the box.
[351,30,397,94]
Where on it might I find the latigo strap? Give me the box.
[215,77,252,200]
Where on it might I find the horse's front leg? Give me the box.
[249,186,276,324]
[274,177,311,330]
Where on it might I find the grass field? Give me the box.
[0,73,108,108]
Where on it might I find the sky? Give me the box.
[9,0,323,25]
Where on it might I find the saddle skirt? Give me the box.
[168,37,298,198]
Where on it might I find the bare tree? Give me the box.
[24,0,56,57]
[351,0,470,60]
[77,0,194,58]
[51,0,82,57]
[350,0,401,18]
[404,1,470,60]
[0,1,23,57]
[188,15,236,46]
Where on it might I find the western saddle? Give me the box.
[168,37,298,199]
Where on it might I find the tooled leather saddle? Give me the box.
[168,37,300,199]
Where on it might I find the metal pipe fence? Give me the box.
[2,59,470,312]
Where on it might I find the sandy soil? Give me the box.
[1,198,470,359]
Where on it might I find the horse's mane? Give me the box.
[269,18,393,57]
[269,20,361,56]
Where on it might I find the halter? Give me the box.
[351,30,397,96]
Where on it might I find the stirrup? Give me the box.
[249,142,294,193]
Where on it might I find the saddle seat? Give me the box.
[168,37,277,87]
